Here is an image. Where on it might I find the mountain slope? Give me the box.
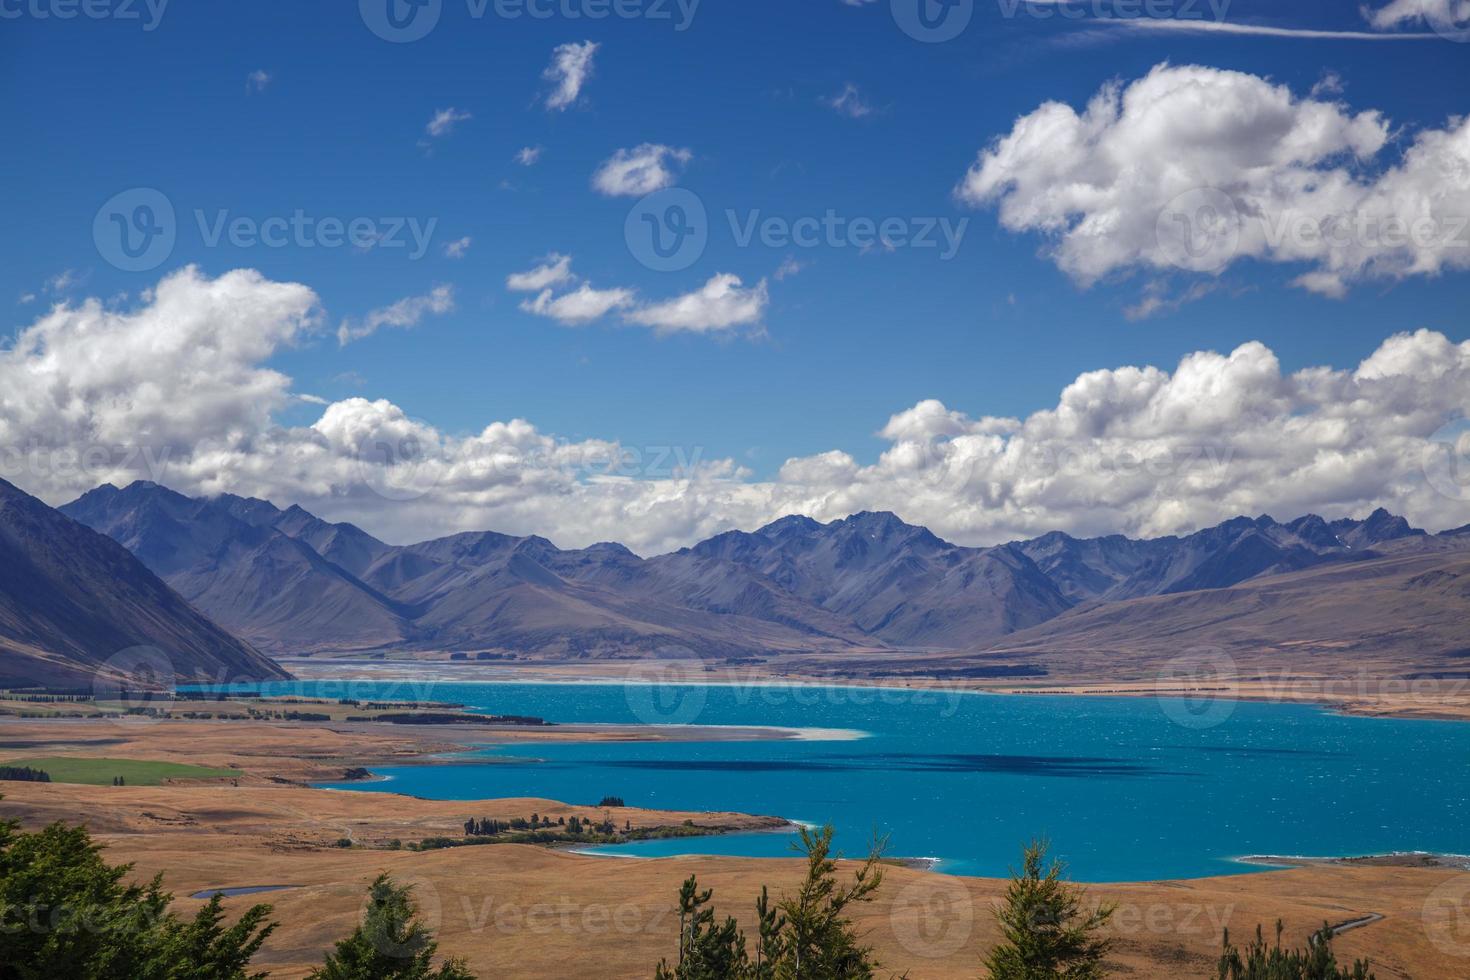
[0,478,286,689]
[977,549,1470,676]
[61,484,415,655]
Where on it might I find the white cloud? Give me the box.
[443,237,472,259]
[521,283,635,325]
[246,69,271,93]
[425,108,471,138]
[516,145,544,166]
[506,253,575,292]
[336,285,454,346]
[47,269,84,294]
[7,268,1470,556]
[543,41,598,111]
[592,144,692,197]
[623,274,769,335]
[1368,0,1470,30]
[1109,18,1438,39]
[958,63,1470,298]
[824,83,874,119]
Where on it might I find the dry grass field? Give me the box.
[1,718,1466,979]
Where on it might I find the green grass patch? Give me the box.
[3,758,238,786]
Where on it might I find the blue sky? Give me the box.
[2,0,1469,550]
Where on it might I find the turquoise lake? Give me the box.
[227,680,1470,882]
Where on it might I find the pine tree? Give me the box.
[982,839,1113,980]
[307,874,474,980]
[1217,920,1375,980]
[775,825,886,979]
[655,876,749,980]
[0,810,277,980]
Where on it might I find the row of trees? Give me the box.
[0,804,1381,980]
[650,833,1378,980]
[0,767,50,783]
[462,813,624,837]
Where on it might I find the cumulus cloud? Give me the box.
[516,145,544,166]
[623,274,769,335]
[6,268,1470,555]
[958,63,1470,298]
[443,237,472,259]
[592,144,692,197]
[505,258,767,335]
[245,69,271,94]
[336,285,454,346]
[520,282,636,325]
[506,253,575,292]
[543,41,598,111]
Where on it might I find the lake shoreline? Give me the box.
[273,658,1470,725]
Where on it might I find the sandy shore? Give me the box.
[1,716,1466,978]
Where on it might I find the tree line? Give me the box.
[0,767,50,783]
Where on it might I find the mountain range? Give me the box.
[0,478,288,689]
[52,481,1470,675]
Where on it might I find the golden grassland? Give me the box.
[1,718,1466,978]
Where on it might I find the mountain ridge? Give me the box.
[57,481,1470,666]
